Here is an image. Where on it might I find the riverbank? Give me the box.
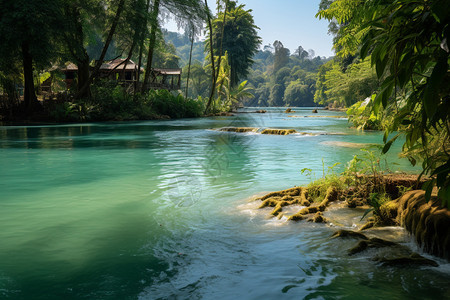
[254,174,450,261]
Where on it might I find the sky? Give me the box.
[163,0,335,58]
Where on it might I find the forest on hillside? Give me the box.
[164,30,331,107]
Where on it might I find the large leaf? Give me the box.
[423,55,448,119]
[382,133,400,154]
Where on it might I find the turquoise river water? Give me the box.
[1,108,449,299]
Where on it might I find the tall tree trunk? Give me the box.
[21,41,39,111]
[76,0,126,99]
[215,0,228,82]
[63,5,91,98]
[204,0,216,114]
[77,55,91,98]
[142,0,161,91]
[135,0,152,95]
[185,24,195,98]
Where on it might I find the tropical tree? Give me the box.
[273,40,290,74]
[206,1,261,87]
[285,80,314,107]
[143,0,206,91]
[318,0,450,204]
[0,0,64,111]
[214,51,253,110]
[314,59,377,107]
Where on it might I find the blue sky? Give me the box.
[163,0,335,58]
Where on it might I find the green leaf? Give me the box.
[360,208,374,221]
[376,54,389,78]
[423,179,435,201]
[437,186,450,208]
[401,119,411,125]
[360,40,371,60]
[408,156,417,166]
[382,133,400,154]
[381,82,394,108]
[423,56,448,118]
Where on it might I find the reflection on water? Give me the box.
[1,108,448,299]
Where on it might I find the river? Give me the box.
[1,108,449,299]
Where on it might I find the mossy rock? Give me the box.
[218,127,259,133]
[312,212,326,223]
[379,201,399,220]
[259,187,307,217]
[348,238,400,256]
[260,187,303,200]
[331,229,368,240]
[359,221,375,231]
[346,197,365,208]
[394,190,450,260]
[261,128,297,135]
[372,253,438,267]
[288,213,305,221]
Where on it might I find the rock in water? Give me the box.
[331,229,368,240]
[218,127,259,133]
[260,128,297,135]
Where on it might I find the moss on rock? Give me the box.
[392,190,450,260]
[348,238,398,256]
[331,229,368,240]
[218,127,259,133]
[261,128,297,135]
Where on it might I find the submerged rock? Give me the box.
[373,253,439,267]
[260,128,297,135]
[331,229,368,240]
[347,237,398,256]
[321,141,378,148]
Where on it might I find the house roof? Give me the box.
[153,68,182,75]
[61,60,179,74]
[99,59,142,71]
[61,63,78,71]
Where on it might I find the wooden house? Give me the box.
[62,59,182,91]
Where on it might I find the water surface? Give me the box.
[1,108,449,299]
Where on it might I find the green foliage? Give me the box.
[268,84,285,107]
[206,1,261,87]
[273,41,290,74]
[314,58,378,107]
[163,29,206,66]
[346,99,383,130]
[284,80,315,107]
[183,61,210,99]
[360,192,391,221]
[148,89,204,118]
[318,0,450,204]
[247,42,328,107]
[43,82,204,122]
[300,160,344,203]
